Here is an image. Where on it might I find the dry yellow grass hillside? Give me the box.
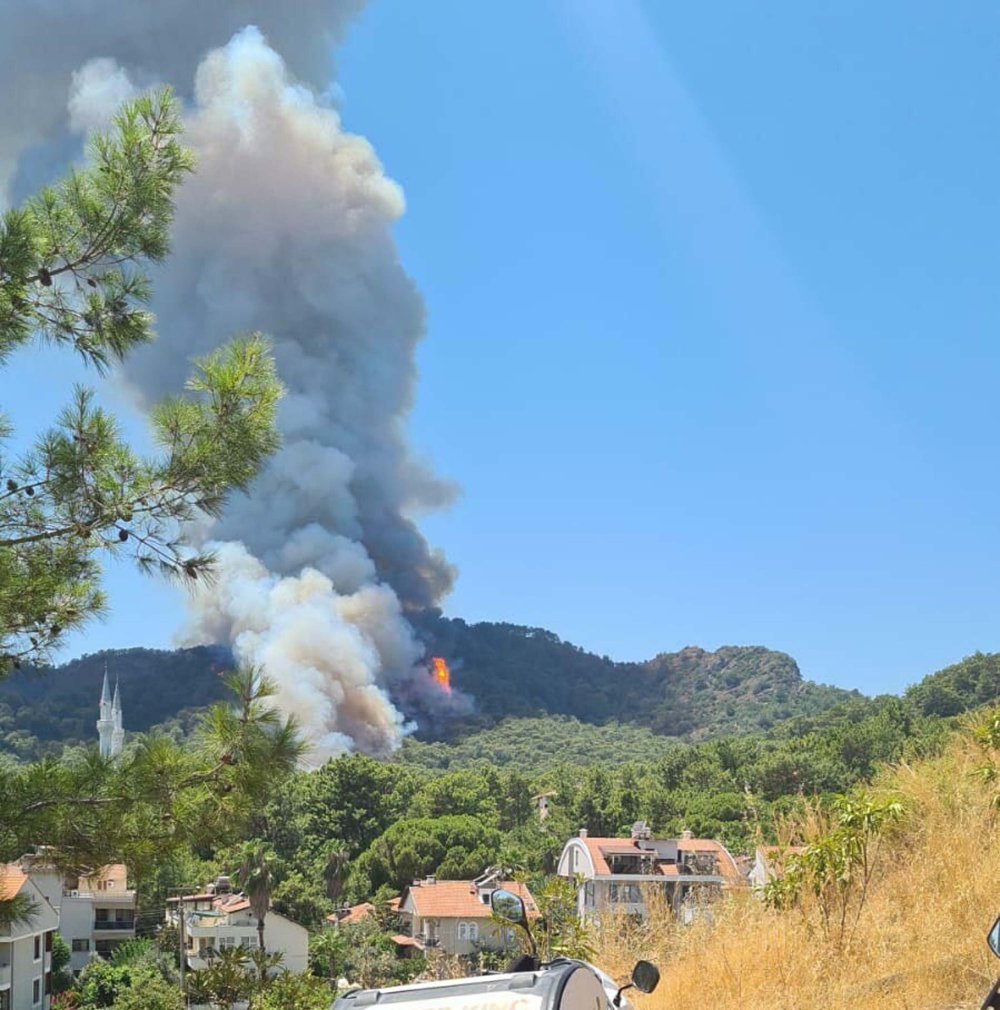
[594,719,1000,1010]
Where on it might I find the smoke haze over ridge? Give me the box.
[0,4,465,756]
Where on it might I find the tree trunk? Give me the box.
[257,916,266,981]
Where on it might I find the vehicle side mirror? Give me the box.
[988,915,1000,959]
[631,961,659,994]
[491,888,528,927]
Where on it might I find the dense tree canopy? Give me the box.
[0,667,303,879]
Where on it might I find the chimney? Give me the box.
[630,820,652,841]
[424,875,436,885]
[579,828,588,839]
[681,829,693,840]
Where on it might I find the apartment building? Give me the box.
[0,865,58,1010]
[19,857,136,974]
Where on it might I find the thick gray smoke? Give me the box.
[0,0,364,205]
[0,6,467,757]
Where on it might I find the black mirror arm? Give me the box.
[613,983,634,1007]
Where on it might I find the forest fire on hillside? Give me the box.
[431,656,452,694]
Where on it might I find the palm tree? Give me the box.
[323,845,351,902]
[236,841,279,982]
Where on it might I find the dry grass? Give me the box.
[593,733,1000,1010]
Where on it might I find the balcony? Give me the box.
[93,920,135,932]
[66,889,137,902]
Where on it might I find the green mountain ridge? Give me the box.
[1,615,997,761]
[413,616,858,738]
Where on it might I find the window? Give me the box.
[72,940,90,953]
[45,933,52,953]
[468,923,479,941]
[44,972,51,995]
[240,936,258,949]
[219,937,236,950]
[458,923,467,940]
[32,978,40,1005]
[0,988,10,1010]
[33,935,41,960]
[584,882,595,908]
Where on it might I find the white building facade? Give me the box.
[0,867,58,1010]
[557,823,744,923]
[166,881,308,974]
[18,857,137,974]
[396,873,536,959]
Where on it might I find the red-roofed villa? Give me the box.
[397,869,537,958]
[557,822,745,923]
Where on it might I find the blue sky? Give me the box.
[9,0,1000,694]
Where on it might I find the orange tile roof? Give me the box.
[581,837,613,874]
[677,837,743,881]
[215,894,251,914]
[327,902,374,926]
[326,896,402,926]
[405,881,537,920]
[392,934,425,949]
[0,864,27,901]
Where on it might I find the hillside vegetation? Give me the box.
[4,623,1000,765]
[594,714,1000,1010]
[905,650,1000,716]
[416,617,857,737]
[397,716,685,772]
[0,621,857,759]
[0,646,231,759]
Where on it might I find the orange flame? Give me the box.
[431,656,452,693]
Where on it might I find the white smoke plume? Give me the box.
[0,7,468,757]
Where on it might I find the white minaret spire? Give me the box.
[111,676,124,758]
[97,663,124,759]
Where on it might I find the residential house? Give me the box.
[397,872,537,959]
[325,897,401,928]
[20,855,137,973]
[557,822,744,923]
[749,845,807,891]
[166,878,308,974]
[0,864,58,1010]
[326,899,423,959]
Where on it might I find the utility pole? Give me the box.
[168,884,200,1007]
[178,892,186,1005]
